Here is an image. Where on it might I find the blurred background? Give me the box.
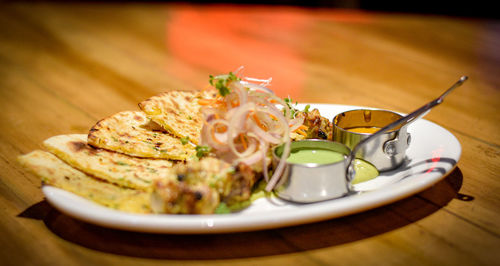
[5,0,498,19]
[193,0,497,19]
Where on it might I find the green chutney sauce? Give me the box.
[352,159,379,184]
[286,148,345,165]
[285,147,379,184]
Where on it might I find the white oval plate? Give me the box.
[43,104,461,234]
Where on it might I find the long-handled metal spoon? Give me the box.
[346,76,468,180]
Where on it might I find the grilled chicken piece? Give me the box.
[223,162,259,204]
[296,109,333,140]
[151,157,259,214]
[151,179,219,214]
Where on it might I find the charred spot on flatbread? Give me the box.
[68,141,86,152]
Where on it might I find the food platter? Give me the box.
[42,103,461,234]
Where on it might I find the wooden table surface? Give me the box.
[1,2,499,265]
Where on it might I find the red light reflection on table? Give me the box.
[165,5,374,98]
[165,5,307,98]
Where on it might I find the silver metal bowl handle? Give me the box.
[345,76,468,180]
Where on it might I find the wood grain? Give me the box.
[1,2,499,265]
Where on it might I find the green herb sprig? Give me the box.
[195,145,212,158]
[284,96,298,118]
[209,72,240,97]
[180,136,189,145]
[303,104,310,113]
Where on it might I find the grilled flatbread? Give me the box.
[138,90,216,144]
[88,111,194,160]
[18,150,151,214]
[44,134,174,191]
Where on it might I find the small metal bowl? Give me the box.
[272,139,353,203]
[333,109,411,172]
[272,110,411,203]
[270,76,467,203]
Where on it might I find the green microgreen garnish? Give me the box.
[284,96,298,118]
[195,145,212,158]
[180,136,189,145]
[214,202,232,214]
[303,104,311,113]
[209,72,240,97]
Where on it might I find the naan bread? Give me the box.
[18,150,151,214]
[44,134,174,191]
[138,90,216,144]
[88,111,194,160]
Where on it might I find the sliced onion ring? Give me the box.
[200,74,301,192]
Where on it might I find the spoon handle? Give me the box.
[346,76,468,179]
